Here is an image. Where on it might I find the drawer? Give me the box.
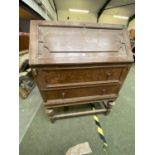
[36,66,126,88]
[41,83,120,101]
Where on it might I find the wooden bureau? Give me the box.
[29,20,133,121]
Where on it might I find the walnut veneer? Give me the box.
[29,21,133,121]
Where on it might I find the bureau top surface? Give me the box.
[29,20,133,66]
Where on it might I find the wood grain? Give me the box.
[29,21,133,120]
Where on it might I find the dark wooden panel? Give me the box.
[19,32,29,51]
[29,20,133,66]
[38,26,124,53]
[42,83,120,101]
[37,66,125,88]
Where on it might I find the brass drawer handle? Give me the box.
[106,72,112,79]
[62,92,66,98]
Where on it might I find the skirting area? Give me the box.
[19,66,135,155]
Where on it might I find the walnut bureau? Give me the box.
[29,21,133,121]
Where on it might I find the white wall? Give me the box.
[98,7,132,25]
[99,14,128,25]
[58,11,97,23]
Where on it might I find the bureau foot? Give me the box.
[45,109,54,120]
[103,101,115,115]
[45,109,55,122]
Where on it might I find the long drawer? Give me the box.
[41,83,120,101]
[35,66,127,89]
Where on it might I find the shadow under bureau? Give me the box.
[29,21,133,121]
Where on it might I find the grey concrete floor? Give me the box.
[19,87,42,143]
[19,66,135,155]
